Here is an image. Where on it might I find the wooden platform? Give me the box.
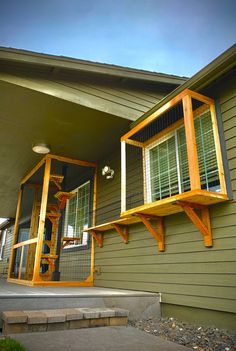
[121,189,228,218]
[86,190,228,233]
[86,190,228,251]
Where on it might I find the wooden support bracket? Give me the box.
[177,201,212,247]
[112,224,129,244]
[89,230,103,248]
[136,213,165,252]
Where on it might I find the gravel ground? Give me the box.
[129,317,236,351]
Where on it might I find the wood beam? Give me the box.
[182,94,201,190]
[112,224,129,244]
[13,238,38,249]
[125,139,144,148]
[136,213,164,252]
[32,157,51,282]
[90,167,98,284]
[8,186,24,279]
[47,154,96,168]
[177,201,212,247]
[21,157,46,185]
[18,246,24,280]
[187,89,214,105]
[121,89,190,141]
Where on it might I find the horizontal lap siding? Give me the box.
[0,228,13,277]
[94,73,236,314]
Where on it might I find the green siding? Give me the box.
[94,72,236,321]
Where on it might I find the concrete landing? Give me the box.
[0,280,160,327]
[12,327,191,351]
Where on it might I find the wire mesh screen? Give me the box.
[59,241,91,281]
[124,100,220,212]
[126,144,144,210]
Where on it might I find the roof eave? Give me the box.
[0,47,187,85]
[132,43,236,127]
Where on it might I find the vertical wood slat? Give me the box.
[121,141,126,213]
[7,186,23,279]
[210,103,227,194]
[32,157,51,282]
[18,245,24,279]
[182,95,201,190]
[90,167,98,283]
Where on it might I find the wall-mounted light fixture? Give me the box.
[32,143,50,154]
[102,165,114,179]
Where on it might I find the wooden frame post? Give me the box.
[182,94,201,190]
[32,157,51,282]
[7,186,23,279]
[121,141,126,213]
[89,166,98,282]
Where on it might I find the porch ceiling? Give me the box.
[0,80,130,218]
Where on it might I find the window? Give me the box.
[0,230,7,260]
[64,181,90,248]
[146,110,220,202]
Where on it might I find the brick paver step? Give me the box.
[1,307,129,335]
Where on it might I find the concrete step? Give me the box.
[2,307,129,335]
[0,283,160,330]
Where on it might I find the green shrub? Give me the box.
[0,338,26,351]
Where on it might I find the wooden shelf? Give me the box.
[41,254,58,259]
[86,216,140,233]
[85,217,141,247]
[61,236,81,249]
[50,174,64,190]
[86,190,228,251]
[120,190,228,218]
[54,191,76,209]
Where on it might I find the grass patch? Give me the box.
[0,338,26,351]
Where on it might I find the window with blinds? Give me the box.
[146,110,220,202]
[64,181,90,248]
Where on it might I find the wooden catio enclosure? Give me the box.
[8,154,97,286]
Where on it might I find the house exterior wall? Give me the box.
[0,227,13,278]
[94,71,236,330]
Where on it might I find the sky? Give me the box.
[0,0,235,76]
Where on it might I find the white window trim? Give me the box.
[63,181,90,249]
[0,230,7,260]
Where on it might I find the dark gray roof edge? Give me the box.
[0,47,187,85]
[132,43,236,127]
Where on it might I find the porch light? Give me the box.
[102,165,114,179]
[32,143,50,154]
